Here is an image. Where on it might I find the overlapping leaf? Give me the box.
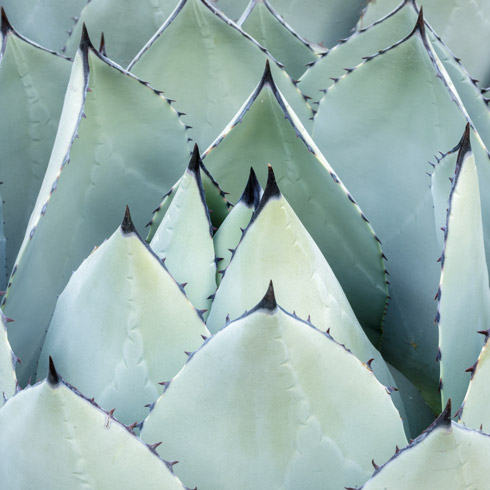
[128,0,313,149]
[2,30,190,384]
[142,283,407,490]
[37,208,209,425]
[313,13,477,408]
[238,0,317,79]
[150,147,216,314]
[0,312,16,401]
[0,360,188,489]
[203,63,388,342]
[0,11,72,283]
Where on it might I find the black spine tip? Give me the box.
[1,7,12,35]
[252,165,281,219]
[47,356,60,386]
[240,167,261,208]
[188,143,201,174]
[436,398,452,427]
[262,59,274,85]
[80,23,95,52]
[121,205,136,234]
[99,32,106,56]
[256,280,277,311]
[411,6,425,37]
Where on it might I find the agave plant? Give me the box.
[2,0,490,488]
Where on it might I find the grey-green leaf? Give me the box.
[0,312,16,401]
[203,63,388,344]
[142,284,407,490]
[0,12,72,284]
[37,208,209,425]
[2,33,190,385]
[128,0,313,149]
[150,147,216,314]
[0,362,188,489]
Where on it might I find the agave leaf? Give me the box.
[460,335,490,431]
[268,0,366,49]
[203,63,388,342]
[387,363,435,439]
[150,146,216,314]
[361,401,490,490]
[207,168,406,424]
[435,128,490,412]
[0,312,17,401]
[360,0,490,86]
[207,0,248,21]
[0,11,72,283]
[213,168,261,285]
[238,0,318,80]
[128,0,313,149]
[37,208,209,425]
[0,359,188,489]
[64,0,179,68]
[313,13,474,409]
[142,283,407,490]
[299,0,418,105]
[2,30,190,385]
[0,0,86,53]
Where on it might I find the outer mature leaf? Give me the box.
[208,0,248,21]
[359,0,490,86]
[0,360,188,490]
[203,63,388,343]
[37,208,209,425]
[436,128,490,411]
[313,14,474,409]
[299,0,418,105]
[2,30,190,385]
[64,0,179,67]
[0,11,72,284]
[207,168,405,426]
[150,147,216,314]
[361,401,490,490]
[213,167,261,285]
[238,0,317,80]
[0,0,86,53]
[128,0,313,149]
[268,0,367,48]
[142,284,407,490]
[0,312,16,400]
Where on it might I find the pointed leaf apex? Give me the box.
[121,205,136,234]
[253,165,281,218]
[240,167,261,208]
[188,144,201,174]
[99,32,106,56]
[1,7,12,35]
[262,59,273,85]
[411,6,425,37]
[436,399,452,428]
[255,280,277,311]
[80,23,95,53]
[47,356,60,386]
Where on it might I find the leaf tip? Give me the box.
[255,280,277,312]
[80,23,95,53]
[121,205,136,234]
[240,167,261,208]
[47,356,60,387]
[1,7,12,35]
[188,143,201,174]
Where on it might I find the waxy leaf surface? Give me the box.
[142,288,407,490]
[0,312,16,401]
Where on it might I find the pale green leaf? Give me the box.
[1,0,86,53]
[37,208,209,425]
[0,362,188,490]
[0,14,72,283]
[213,167,261,285]
[435,127,490,412]
[361,402,490,490]
[238,0,318,80]
[128,0,313,149]
[150,147,216,313]
[312,15,472,409]
[0,312,16,401]
[142,283,407,490]
[2,32,190,385]
[207,0,248,21]
[207,169,405,427]
[203,63,388,344]
[64,0,179,67]
[299,1,418,105]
